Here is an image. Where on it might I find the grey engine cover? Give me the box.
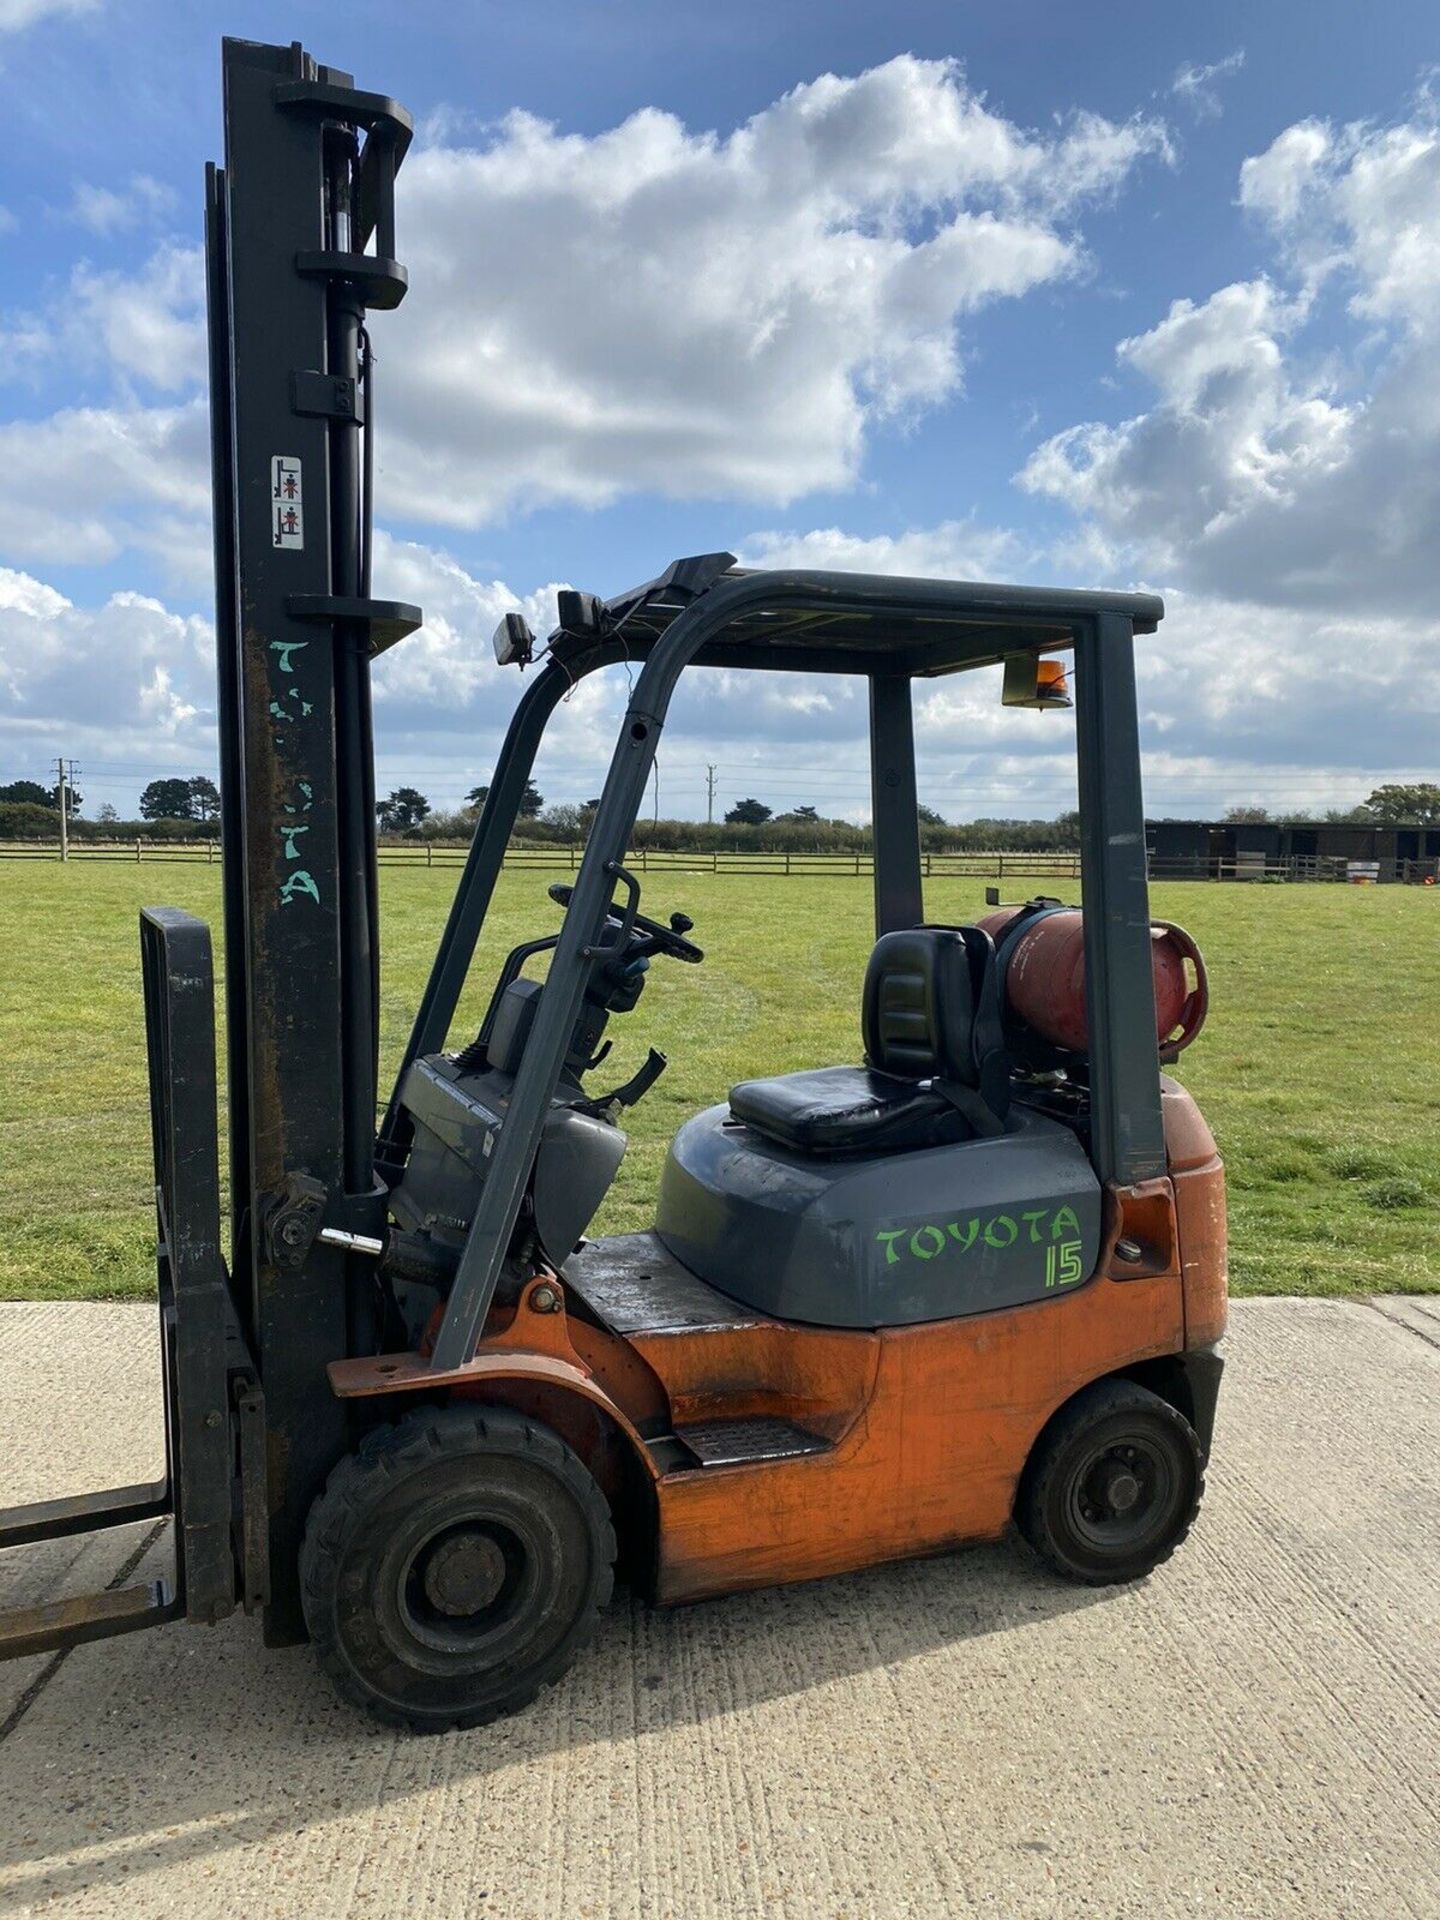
[392,1055,627,1268]
[655,1102,1102,1328]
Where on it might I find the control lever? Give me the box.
[574,1047,668,1119]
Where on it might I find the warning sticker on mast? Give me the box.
[271,456,304,549]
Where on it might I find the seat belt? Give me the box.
[932,1075,1006,1137]
[959,925,1011,1123]
[910,922,1010,1135]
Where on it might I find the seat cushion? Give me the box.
[729,1065,972,1157]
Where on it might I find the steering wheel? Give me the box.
[548,881,704,964]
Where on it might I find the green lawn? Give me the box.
[1,862,1436,1300]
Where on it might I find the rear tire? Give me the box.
[301,1405,615,1733]
[1016,1378,1203,1586]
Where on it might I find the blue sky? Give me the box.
[1,0,1437,824]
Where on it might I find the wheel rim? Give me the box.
[1062,1432,1180,1557]
[393,1513,541,1657]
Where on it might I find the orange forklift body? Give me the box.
[331,1082,1226,1606]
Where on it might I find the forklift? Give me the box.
[0,37,1226,1733]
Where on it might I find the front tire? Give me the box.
[301,1405,615,1733]
[1016,1378,1203,1586]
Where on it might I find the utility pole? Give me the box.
[706,763,717,825]
[52,757,70,862]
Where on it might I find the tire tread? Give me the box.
[1016,1378,1204,1587]
[300,1404,615,1734]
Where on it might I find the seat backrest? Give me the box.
[862,925,1012,1119]
[487,976,543,1075]
[862,928,975,1081]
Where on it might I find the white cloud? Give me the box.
[1170,51,1245,123]
[386,549,1434,821]
[135,658,197,733]
[47,527,1067,820]
[0,567,213,779]
[1240,108,1440,327]
[711,527,1437,817]
[0,242,209,583]
[0,244,205,393]
[369,532,566,719]
[67,174,176,236]
[1019,279,1356,592]
[0,59,1166,583]
[0,545,554,809]
[1131,587,1438,788]
[1020,98,1440,619]
[4,519,1426,828]
[0,539,602,811]
[37,58,1431,820]
[738,518,1024,580]
[0,400,209,570]
[87,245,205,390]
[363,536,671,809]
[0,565,66,622]
[1236,121,1332,233]
[0,0,97,30]
[380,57,1166,522]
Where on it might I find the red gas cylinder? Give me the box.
[977,905,1208,1059]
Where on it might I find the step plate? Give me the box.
[677,1417,828,1468]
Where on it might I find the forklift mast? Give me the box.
[207,37,421,1639]
[0,37,422,1659]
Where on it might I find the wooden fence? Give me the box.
[0,838,1082,880]
[377,845,1092,880]
[2,839,1435,884]
[0,837,227,864]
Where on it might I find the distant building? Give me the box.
[1146,819,1440,882]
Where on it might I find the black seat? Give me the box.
[729,926,1010,1156]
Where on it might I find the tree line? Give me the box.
[369,780,1440,847]
[1214,788,1440,824]
[4,772,1438,845]
[0,775,222,840]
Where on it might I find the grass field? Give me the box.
[1,862,1436,1300]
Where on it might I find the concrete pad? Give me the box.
[0,1304,165,1726]
[1373,1293,1440,1349]
[0,1297,1436,1919]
